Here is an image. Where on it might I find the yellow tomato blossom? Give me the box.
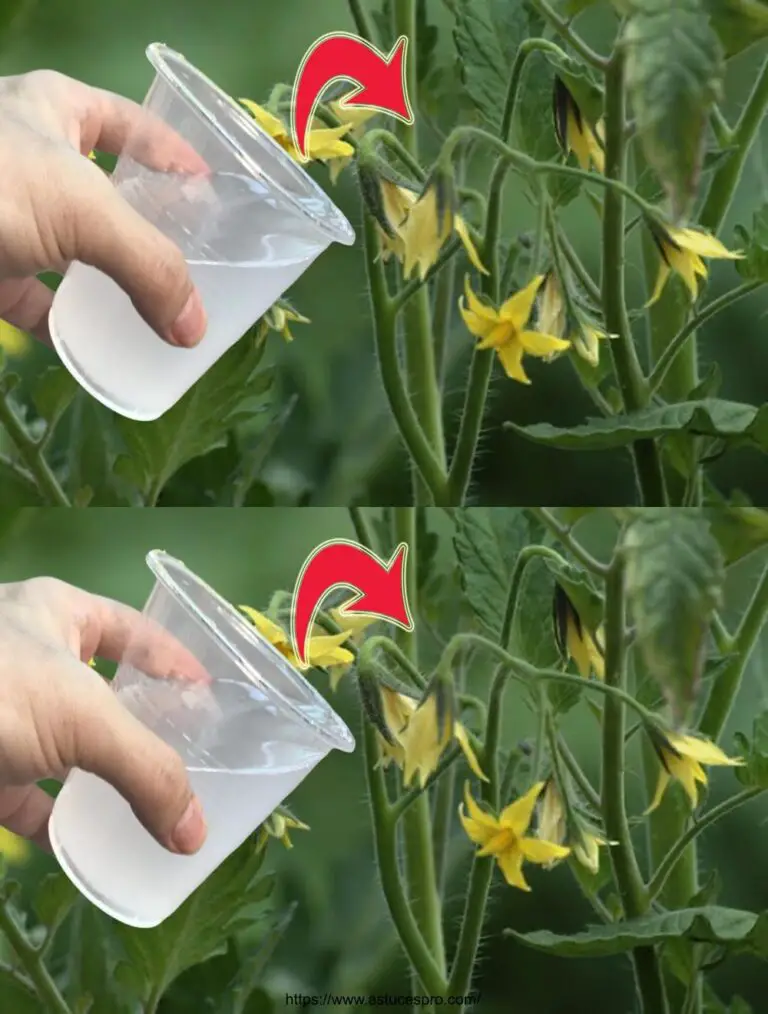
[376,180,418,262]
[553,585,605,680]
[376,686,417,768]
[239,99,354,163]
[0,322,30,357]
[536,778,610,875]
[553,78,604,174]
[460,781,570,890]
[536,271,567,339]
[256,302,310,344]
[0,827,31,865]
[399,181,487,280]
[460,274,571,383]
[648,225,743,306]
[262,808,309,849]
[239,606,354,674]
[328,601,377,643]
[647,729,744,812]
[399,692,487,787]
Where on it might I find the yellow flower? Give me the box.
[571,830,609,876]
[0,322,30,357]
[326,99,377,183]
[553,585,605,680]
[239,606,354,672]
[399,181,487,280]
[376,686,486,786]
[328,601,377,643]
[459,274,571,384]
[536,778,610,874]
[239,99,354,163]
[375,180,418,262]
[262,808,309,849]
[647,224,743,305]
[536,271,567,340]
[460,781,570,890]
[553,78,604,174]
[0,827,31,865]
[647,729,743,811]
[570,321,611,368]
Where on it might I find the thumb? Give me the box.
[56,166,208,348]
[68,676,207,854]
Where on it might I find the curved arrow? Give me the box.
[290,31,414,161]
[290,539,414,667]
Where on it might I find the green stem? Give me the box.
[432,246,456,388]
[700,558,768,740]
[0,902,72,1014]
[362,210,450,503]
[431,757,457,896]
[557,225,602,305]
[362,723,448,995]
[365,128,425,181]
[348,506,378,552]
[360,634,427,691]
[601,51,666,507]
[601,553,668,1014]
[526,507,609,576]
[646,787,764,904]
[393,746,462,823]
[646,281,763,399]
[558,734,601,811]
[0,395,70,506]
[394,0,418,158]
[529,0,608,69]
[346,0,377,42]
[394,238,461,314]
[699,56,768,233]
[393,507,446,979]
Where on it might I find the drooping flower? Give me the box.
[239,99,354,162]
[536,271,568,340]
[460,274,571,384]
[376,684,486,786]
[570,320,612,368]
[398,178,487,280]
[647,224,743,306]
[0,827,30,865]
[328,601,377,643]
[255,301,310,345]
[262,807,309,849]
[460,781,570,890]
[553,584,605,680]
[239,606,354,672]
[646,728,744,812]
[553,78,604,174]
[0,322,30,357]
[536,778,611,875]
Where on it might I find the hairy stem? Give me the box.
[0,901,72,1014]
[0,395,70,506]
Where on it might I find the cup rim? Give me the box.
[145,549,355,754]
[145,42,356,247]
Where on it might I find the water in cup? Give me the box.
[49,677,327,928]
[50,170,328,421]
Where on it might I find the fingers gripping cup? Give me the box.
[49,550,355,928]
[48,43,355,421]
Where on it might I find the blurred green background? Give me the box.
[1,507,767,1013]
[1,1,767,504]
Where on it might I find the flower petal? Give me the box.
[496,848,531,891]
[476,321,513,351]
[496,341,531,384]
[644,767,671,815]
[518,329,571,358]
[454,722,489,781]
[454,216,489,275]
[461,781,499,830]
[519,835,571,865]
[668,227,743,260]
[499,275,545,330]
[646,261,671,307]
[499,781,545,835]
[666,732,743,767]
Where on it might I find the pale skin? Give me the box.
[0,69,209,347]
[0,577,208,855]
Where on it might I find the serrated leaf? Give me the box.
[543,558,604,633]
[735,204,768,279]
[452,508,530,640]
[506,399,768,454]
[705,0,768,58]
[623,511,724,725]
[117,338,271,500]
[511,558,560,669]
[32,366,77,428]
[114,837,273,1004]
[66,393,131,506]
[542,50,603,126]
[453,0,534,133]
[65,900,122,1014]
[507,906,768,958]
[34,872,77,935]
[624,0,724,220]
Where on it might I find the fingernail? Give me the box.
[168,289,207,348]
[170,796,207,854]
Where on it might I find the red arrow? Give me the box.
[290,539,414,667]
[290,32,414,161]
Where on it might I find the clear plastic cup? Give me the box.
[48,549,355,928]
[48,42,355,421]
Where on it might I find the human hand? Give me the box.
[0,576,209,855]
[0,70,208,348]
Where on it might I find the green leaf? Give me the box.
[65,900,124,1014]
[734,710,768,787]
[452,507,530,639]
[117,338,271,501]
[542,557,604,633]
[735,204,768,280]
[706,504,768,564]
[452,0,534,133]
[32,366,77,429]
[66,393,132,506]
[507,906,768,958]
[511,558,560,670]
[0,461,44,505]
[506,399,768,454]
[623,510,724,725]
[34,872,77,937]
[0,968,43,1014]
[415,0,439,86]
[114,837,274,1004]
[624,0,724,220]
[542,50,603,126]
[705,0,768,58]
